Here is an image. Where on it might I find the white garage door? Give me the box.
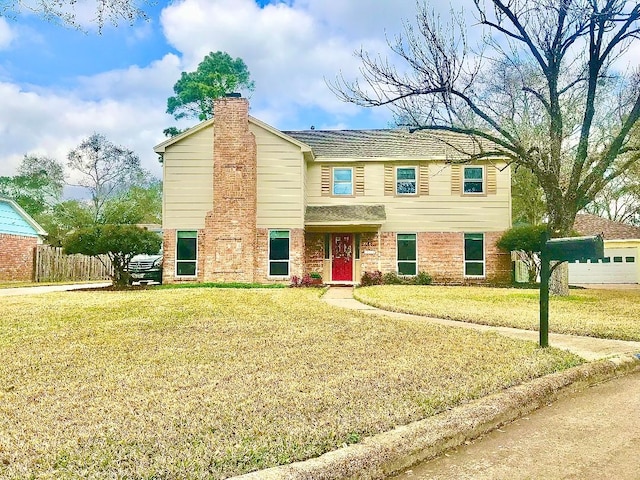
[569,248,638,284]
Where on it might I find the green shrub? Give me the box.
[360,271,383,286]
[382,272,404,285]
[414,271,433,285]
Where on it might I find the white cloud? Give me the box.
[0,0,461,182]
[160,0,400,126]
[0,18,16,49]
[0,81,166,179]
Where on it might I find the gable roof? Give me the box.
[284,129,493,160]
[0,197,47,237]
[574,213,640,240]
[153,116,312,154]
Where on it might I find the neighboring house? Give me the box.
[569,213,640,284]
[0,196,47,281]
[155,96,512,285]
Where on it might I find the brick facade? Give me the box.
[301,230,510,285]
[303,232,325,275]
[161,96,511,286]
[0,234,37,281]
[255,228,305,283]
[162,98,307,285]
[162,229,207,283]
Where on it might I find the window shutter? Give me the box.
[384,164,394,196]
[321,165,330,197]
[451,164,461,195]
[486,165,497,195]
[355,165,365,196]
[419,164,429,196]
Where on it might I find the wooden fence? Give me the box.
[34,245,113,282]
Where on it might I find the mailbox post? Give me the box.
[539,231,550,347]
[539,233,604,348]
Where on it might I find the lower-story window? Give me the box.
[176,230,197,276]
[397,233,417,275]
[464,233,485,277]
[269,230,290,276]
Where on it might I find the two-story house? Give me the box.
[155,96,511,285]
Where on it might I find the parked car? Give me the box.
[127,254,163,284]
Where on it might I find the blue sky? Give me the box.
[0,0,429,181]
[2,0,637,185]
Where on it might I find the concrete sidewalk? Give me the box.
[0,282,112,297]
[322,286,640,361]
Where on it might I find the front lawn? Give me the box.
[0,288,581,479]
[355,285,640,341]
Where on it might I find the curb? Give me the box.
[232,354,640,480]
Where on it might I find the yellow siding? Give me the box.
[251,124,305,229]
[163,122,305,230]
[162,126,214,229]
[306,161,511,232]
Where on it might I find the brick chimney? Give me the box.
[203,96,257,282]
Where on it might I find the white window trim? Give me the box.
[332,166,354,196]
[397,232,418,276]
[463,233,485,278]
[268,229,291,278]
[396,166,418,196]
[175,230,198,277]
[463,165,485,195]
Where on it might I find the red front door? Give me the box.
[332,234,353,281]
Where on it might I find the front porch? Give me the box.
[303,204,387,285]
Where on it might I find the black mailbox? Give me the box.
[545,235,604,262]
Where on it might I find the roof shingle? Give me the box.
[574,214,640,240]
[305,205,386,224]
[284,129,492,159]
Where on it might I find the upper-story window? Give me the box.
[463,166,484,194]
[396,167,417,195]
[333,167,353,196]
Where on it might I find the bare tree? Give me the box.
[67,133,147,222]
[0,0,150,31]
[583,133,640,225]
[334,0,640,238]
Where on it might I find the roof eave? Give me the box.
[0,196,48,236]
[153,116,313,156]
[153,117,215,153]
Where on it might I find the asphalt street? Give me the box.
[392,371,640,480]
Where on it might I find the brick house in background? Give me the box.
[155,96,512,285]
[0,196,47,281]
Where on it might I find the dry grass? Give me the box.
[0,288,581,479]
[355,286,640,341]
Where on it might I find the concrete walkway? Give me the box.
[322,286,640,361]
[0,282,112,297]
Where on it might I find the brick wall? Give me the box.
[304,233,325,275]
[484,231,512,284]
[202,97,258,283]
[418,232,465,282]
[255,228,305,283]
[162,229,206,284]
[0,234,37,281]
[358,232,380,275]
[314,230,510,285]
